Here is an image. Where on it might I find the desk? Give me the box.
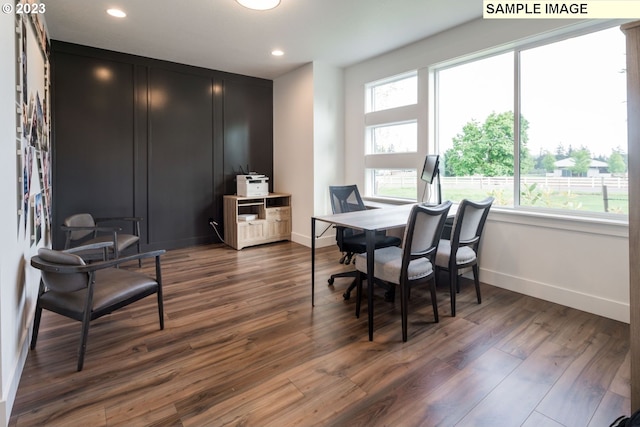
[312,203,454,341]
[311,202,457,340]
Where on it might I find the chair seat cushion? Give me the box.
[39,268,158,321]
[355,246,433,285]
[342,233,401,253]
[435,239,477,268]
[87,234,139,252]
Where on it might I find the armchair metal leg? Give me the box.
[30,306,42,350]
[77,316,91,371]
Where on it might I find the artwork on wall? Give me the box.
[31,192,42,246]
[16,7,50,245]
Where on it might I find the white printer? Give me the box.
[236,174,269,197]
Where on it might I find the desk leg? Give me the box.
[366,229,375,341]
[311,217,316,307]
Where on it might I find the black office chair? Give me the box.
[327,185,402,300]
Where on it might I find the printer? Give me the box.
[236,174,269,197]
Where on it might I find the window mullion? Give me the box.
[514,50,521,208]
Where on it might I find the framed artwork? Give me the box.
[15,6,50,243]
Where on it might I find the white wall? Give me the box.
[273,63,314,246]
[312,62,344,227]
[342,17,630,323]
[0,13,47,425]
[274,62,344,247]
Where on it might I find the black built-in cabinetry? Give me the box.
[50,41,273,251]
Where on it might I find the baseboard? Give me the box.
[291,232,334,249]
[0,327,29,427]
[481,268,629,324]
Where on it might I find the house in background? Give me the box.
[553,157,610,177]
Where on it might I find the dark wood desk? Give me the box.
[311,203,455,341]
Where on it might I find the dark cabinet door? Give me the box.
[52,53,136,247]
[147,68,213,247]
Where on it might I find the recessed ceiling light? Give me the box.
[107,8,126,18]
[271,50,284,57]
[236,0,280,11]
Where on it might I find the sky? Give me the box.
[437,25,627,159]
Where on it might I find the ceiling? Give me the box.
[44,0,482,80]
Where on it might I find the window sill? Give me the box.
[363,197,628,238]
[489,207,628,238]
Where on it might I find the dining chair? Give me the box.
[435,197,494,316]
[354,201,452,341]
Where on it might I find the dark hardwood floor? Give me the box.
[9,242,630,426]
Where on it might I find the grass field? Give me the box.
[376,186,628,215]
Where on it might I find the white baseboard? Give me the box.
[481,268,629,324]
[291,232,334,249]
[0,328,29,427]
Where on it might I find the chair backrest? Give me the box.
[329,185,366,214]
[64,213,96,241]
[401,201,452,276]
[36,248,89,293]
[450,197,494,253]
[329,185,367,243]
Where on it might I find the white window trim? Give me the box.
[429,20,630,225]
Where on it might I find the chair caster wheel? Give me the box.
[328,278,334,285]
[343,291,351,300]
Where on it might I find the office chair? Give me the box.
[61,213,143,266]
[327,185,402,300]
[354,201,452,341]
[30,243,165,371]
[435,197,494,316]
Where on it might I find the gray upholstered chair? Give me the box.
[61,213,142,266]
[435,197,494,317]
[354,201,452,342]
[30,243,165,371]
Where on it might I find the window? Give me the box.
[367,121,417,154]
[366,73,417,113]
[437,53,514,204]
[365,72,419,199]
[435,26,628,216]
[368,169,417,199]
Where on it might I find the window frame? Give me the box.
[430,22,629,221]
[364,71,423,200]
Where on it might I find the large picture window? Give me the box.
[435,25,628,216]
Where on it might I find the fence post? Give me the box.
[603,184,609,212]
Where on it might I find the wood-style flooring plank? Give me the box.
[9,242,631,427]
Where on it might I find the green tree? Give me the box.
[444,111,531,177]
[541,152,556,173]
[570,148,591,177]
[608,149,626,174]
